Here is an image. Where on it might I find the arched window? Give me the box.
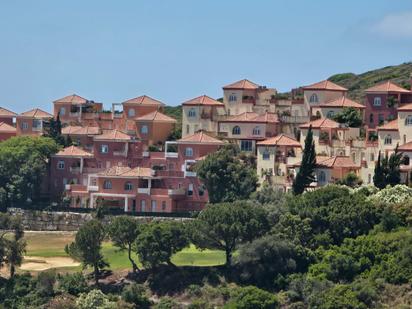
[309,94,318,103]
[141,125,148,134]
[185,147,193,157]
[128,108,135,117]
[252,126,261,135]
[403,155,410,166]
[405,115,412,126]
[319,171,326,183]
[103,180,112,189]
[369,113,374,124]
[384,134,392,145]
[188,109,196,117]
[232,126,241,135]
[373,97,382,106]
[124,182,133,191]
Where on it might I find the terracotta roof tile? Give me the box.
[319,96,365,109]
[135,111,176,123]
[302,80,347,91]
[98,166,152,178]
[19,108,52,118]
[221,112,279,123]
[257,134,301,147]
[316,156,359,169]
[122,95,164,106]
[182,95,224,106]
[365,81,410,93]
[223,79,260,90]
[397,103,412,111]
[377,119,398,131]
[177,131,224,144]
[300,118,342,129]
[0,122,16,133]
[0,107,17,117]
[62,125,100,135]
[53,94,89,104]
[94,129,132,141]
[55,145,93,157]
[398,141,412,152]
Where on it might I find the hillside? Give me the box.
[328,61,412,101]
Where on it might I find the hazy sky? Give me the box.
[1,1,412,112]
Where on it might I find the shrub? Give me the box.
[58,272,89,296]
[370,185,412,205]
[154,296,179,309]
[76,289,117,309]
[121,283,151,308]
[227,286,279,309]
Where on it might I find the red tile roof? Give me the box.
[135,111,176,123]
[182,95,224,107]
[377,119,398,131]
[316,156,359,169]
[302,80,347,91]
[257,134,301,147]
[19,108,52,118]
[62,125,100,135]
[122,95,164,106]
[55,145,93,158]
[397,103,412,111]
[94,129,132,141]
[365,81,410,93]
[53,94,88,104]
[0,122,16,133]
[300,118,342,129]
[223,79,260,90]
[221,112,279,123]
[98,166,152,178]
[0,107,17,117]
[319,96,365,109]
[398,141,412,152]
[177,131,224,145]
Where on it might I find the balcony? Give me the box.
[156,170,185,177]
[280,115,310,124]
[168,188,186,196]
[137,188,151,195]
[165,152,178,158]
[88,185,99,192]
[242,97,256,104]
[69,112,80,117]
[185,171,197,177]
[113,149,127,157]
[331,140,346,148]
[286,156,301,166]
[69,167,81,174]
[83,167,104,174]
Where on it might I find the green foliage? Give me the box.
[226,286,279,309]
[36,270,56,297]
[163,105,182,140]
[292,126,316,195]
[250,183,286,206]
[196,144,258,203]
[44,113,65,146]
[316,284,368,309]
[121,283,151,308]
[76,289,117,309]
[154,296,179,309]
[58,272,89,296]
[65,220,108,285]
[335,171,362,187]
[0,136,60,210]
[370,184,412,205]
[190,201,269,266]
[135,221,189,268]
[333,107,362,127]
[374,148,403,189]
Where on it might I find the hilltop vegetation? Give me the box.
[328,61,412,101]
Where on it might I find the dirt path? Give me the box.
[20,256,81,271]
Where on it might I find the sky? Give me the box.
[1,1,412,112]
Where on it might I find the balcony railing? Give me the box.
[83,167,104,174]
[137,188,150,195]
[113,149,127,157]
[156,170,185,177]
[69,112,80,117]
[69,167,81,174]
[165,152,178,158]
[242,98,256,104]
[185,171,197,177]
[168,188,186,196]
[280,115,310,124]
[88,185,99,192]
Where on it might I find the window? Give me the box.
[188,108,196,117]
[128,108,135,117]
[378,114,384,124]
[100,144,109,154]
[370,153,375,161]
[188,184,194,196]
[103,180,112,189]
[141,125,148,134]
[252,126,261,135]
[373,97,381,106]
[368,174,371,184]
[141,200,146,212]
[405,115,412,126]
[384,134,392,145]
[232,126,241,135]
[309,94,318,103]
[186,125,190,134]
[161,201,166,211]
[240,140,253,152]
[32,119,42,129]
[369,113,374,124]
[262,149,270,160]
[21,122,28,130]
[319,171,326,183]
[229,94,237,102]
[326,111,334,118]
[185,147,193,157]
[151,200,157,212]
[124,182,133,191]
[352,152,356,162]
[57,160,65,170]
[59,107,66,116]
[403,155,410,166]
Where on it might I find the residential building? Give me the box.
[0,122,17,141]
[0,107,17,125]
[16,108,52,136]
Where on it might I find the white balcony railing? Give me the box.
[69,167,81,173]
[168,188,186,196]
[142,151,150,157]
[113,150,127,157]
[65,184,71,190]
[88,185,99,192]
[165,152,178,158]
[138,188,151,195]
[185,171,197,177]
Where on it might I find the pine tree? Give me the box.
[292,125,316,195]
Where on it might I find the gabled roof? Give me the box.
[223,79,260,90]
[135,111,176,123]
[122,95,164,106]
[377,119,398,131]
[177,131,224,145]
[398,141,412,152]
[220,112,279,123]
[302,80,347,91]
[300,118,342,129]
[319,96,365,109]
[19,108,52,119]
[365,81,410,93]
[0,107,17,117]
[257,134,301,147]
[55,145,93,158]
[94,129,132,141]
[397,103,412,111]
[316,156,359,169]
[0,122,16,133]
[98,166,152,178]
[182,95,224,107]
[53,94,88,104]
[62,125,100,135]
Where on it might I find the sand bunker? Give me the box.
[20,256,81,271]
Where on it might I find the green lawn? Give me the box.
[23,232,225,270]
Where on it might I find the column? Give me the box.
[124,197,129,212]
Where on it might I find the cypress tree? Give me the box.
[292,125,316,195]
[373,151,385,189]
[386,145,402,186]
